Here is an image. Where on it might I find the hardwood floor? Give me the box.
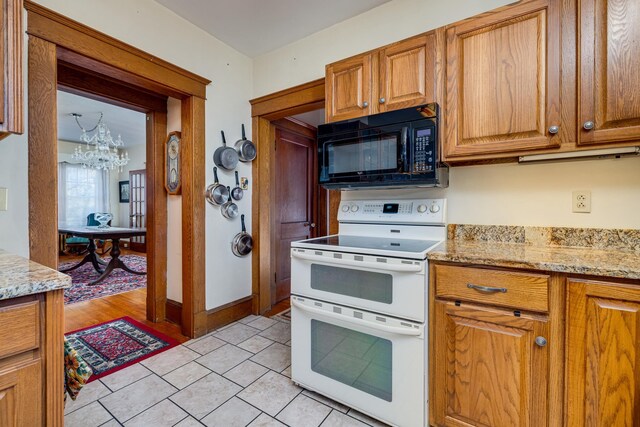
[61,249,189,343]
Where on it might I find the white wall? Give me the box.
[57,140,120,225]
[0,0,254,310]
[254,0,640,230]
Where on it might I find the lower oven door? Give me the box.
[291,295,426,427]
[290,248,426,322]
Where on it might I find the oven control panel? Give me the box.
[338,199,446,224]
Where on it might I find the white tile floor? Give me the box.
[64,315,390,427]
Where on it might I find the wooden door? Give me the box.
[567,278,640,426]
[378,33,436,113]
[325,52,372,122]
[432,300,549,427]
[274,124,317,304]
[129,169,146,252]
[578,0,640,145]
[443,0,561,159]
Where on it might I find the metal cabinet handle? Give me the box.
[535,336,547,347]
[379,97,386,104]
[583,121,595,131]
[303,222,317,228]
[362,101,369,108]
[548,125,559,134]
[467,283,507,294]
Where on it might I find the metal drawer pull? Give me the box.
[467,283,507,294]
[535,336,547,347]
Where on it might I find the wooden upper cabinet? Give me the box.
[567,279,640,426]
[443,0,561,159]
[432,300,549,427]
[325,53,372,123]
[0,0,24,140]
[378,33,435,113]
[578,0,640,145]
[325,32,437,123]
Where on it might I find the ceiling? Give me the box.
[57,91,147,147]
[291,109,325,128]
[153,0,391,57]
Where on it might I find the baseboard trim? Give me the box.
[206,295,253,332]
[165,299,182,325]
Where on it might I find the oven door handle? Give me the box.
[291,251,422,273]
[291,299,422,336]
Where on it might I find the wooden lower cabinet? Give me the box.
[566,278,640,426]
[0,360,42,427]
[432,300,549,426]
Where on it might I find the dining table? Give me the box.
[58,226,147,286]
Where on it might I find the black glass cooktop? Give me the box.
[298,235,440,254]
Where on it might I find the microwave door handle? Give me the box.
[291,250,422,273]
[400,127,409,172]
[291,299,422,336]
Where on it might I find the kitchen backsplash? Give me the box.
[448,224,640,252]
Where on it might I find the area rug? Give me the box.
[65,316,179,382]
[59,255,147,305]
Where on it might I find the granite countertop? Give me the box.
[427,225,640,280]
[0,249,71,300]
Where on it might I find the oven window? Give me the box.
[311,320,392,402]
[310,264,392,304]
[328,135,398,175]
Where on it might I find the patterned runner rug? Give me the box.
[59,255,147,305]
[65,317,179,382]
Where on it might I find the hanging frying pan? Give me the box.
[234,124,257,162]
[232,214,253,257]
[231,171,243,201]
[205,167,229,206]
[214,131,239,170]
[221,186,239,219]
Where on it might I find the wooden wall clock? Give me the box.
[165,131,182,194]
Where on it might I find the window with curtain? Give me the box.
[58,162,110,227]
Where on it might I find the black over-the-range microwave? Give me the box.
[317,103,448,189]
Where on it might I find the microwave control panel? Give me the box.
[413,127,436,173]
[338,199,446,225]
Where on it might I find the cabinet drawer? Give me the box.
[0,300,40,359]
[434,264,549,312]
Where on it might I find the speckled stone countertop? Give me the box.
[0,249,71,300]
[427,225,640,280]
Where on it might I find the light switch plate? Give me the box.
[0,188,7,211]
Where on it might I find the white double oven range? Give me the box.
[290,198,446,427]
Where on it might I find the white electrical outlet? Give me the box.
[0,188,7,211]
[572,190,591,213]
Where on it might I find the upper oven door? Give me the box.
[319,125,408,185]
[290,248,426,322]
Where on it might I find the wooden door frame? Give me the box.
[25,1,210,338]
[249,79,340,313]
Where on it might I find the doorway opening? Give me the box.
[250,80,341,315]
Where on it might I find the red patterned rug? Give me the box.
[65,317,179,382]
[59,255,147,305]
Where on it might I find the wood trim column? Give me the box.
[44,289,64,426]
[146,111,168,322]
[181,96,207,337]
[28,36,57,268]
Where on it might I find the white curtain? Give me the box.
[58,162,110,227]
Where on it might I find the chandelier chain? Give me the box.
[73,112,103,133]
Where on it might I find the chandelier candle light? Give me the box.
[71,112,130,171]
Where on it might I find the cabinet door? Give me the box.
[378,33,435,113]
[0,360,42,427]
[325,53,372,123]
[567,279,640,426]
[432,300,549,427]
[578,0,640,145]
[443,0,561,159]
